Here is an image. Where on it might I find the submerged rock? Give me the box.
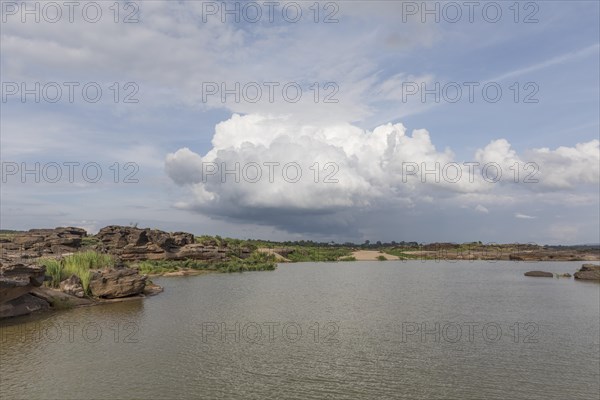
[574,264,600,281]
[89,268,147,298]
[524,271,554,277]
[143,282,164,296]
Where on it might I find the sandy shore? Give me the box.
[257,248,291,262]
[160,269,215,277]
[350,250,400,261]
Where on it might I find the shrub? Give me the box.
[377,255,387,261]
[81,236,101,248]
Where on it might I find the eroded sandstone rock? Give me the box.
[574,264,600,281]
[89,268,147,298]
[95,225,250,262]
[60,275,85,298]
[0,293,49,318]
[1,227,87,263]
[0,263,46,304]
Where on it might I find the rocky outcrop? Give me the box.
[0,262,50,318]
[0,293,49,318]
[524,271,554,277]
[574,264,600,281]
[1,225,252,265]
[89,268,147,298]
[30,286,91,307]
[0,263,46,304]
[95,225,250,262]
[59,275,85,298]
[1,227,87,263]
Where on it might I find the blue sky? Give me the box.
[1,1,599,244]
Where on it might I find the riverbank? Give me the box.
[350,250,400,261]
[0,226,277,319]
[1,225,598,320]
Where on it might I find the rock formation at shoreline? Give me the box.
[574,264,600,281]
[0,294,49,318]
[1,225,252,264]
[411,243,599,261]
[0,227,86,264]
[95,225,251,261]
[0,263,46,303]
[0,263,49,318]
[89,268,147,298]
[0,261,153,318]
[0,225,258,319]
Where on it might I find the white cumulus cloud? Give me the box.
[165,114,599,234]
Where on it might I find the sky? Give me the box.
[1,0,599,244]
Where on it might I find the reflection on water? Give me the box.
[1,261,599,400]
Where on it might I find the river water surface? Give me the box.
[1,261,599,399]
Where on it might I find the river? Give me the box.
[1,261,599,399]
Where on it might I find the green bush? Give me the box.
[81,236,101,248]
[377,255,387,261]
[286,247,353,262]
[134,252,276,274]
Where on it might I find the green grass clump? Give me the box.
[66,251,115,270]
[377,255,387,261]
[81,236,101,247]
[338,256,357,261]
[39,251,115,295]
[40,258,63,288]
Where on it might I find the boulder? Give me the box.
[30,286,92,306]
[143,282,164,296]
[89,268,146,298]
[0,293,49,318]
[0,263,46,304]
[574,264,600,281]
[171,232,195,246]
[524,271,554,277]
[0,262,46,286]
[59,275,85,298]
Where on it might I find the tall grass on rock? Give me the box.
[39,251,115,295]
[42,258,63,288]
